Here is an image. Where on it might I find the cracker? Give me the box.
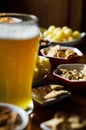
[45,118,64,130]
[44,90,68,99]
[50,84,64,90]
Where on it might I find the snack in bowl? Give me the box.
[41,25,86,46]
[40,45,83,66]
[33,56,51,81]
[40,28,51,47]
[39,38,51,47]
[42,25,81,42]
[43,45,78,59]
[53,64,86,91]
[40,112,86,130]
[58,68,86,81]
[0,103,29,130]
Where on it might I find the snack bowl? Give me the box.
[50,32,86,46]
[0,103,29,130]
[39,38,51,48]
[40,25,86,47]
[53,64,86,91]
[40,45,83,67]
[33,56,51,87]
[39,28,51,48]
[40,111,86,130]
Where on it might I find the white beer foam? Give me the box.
[0,22,39,40]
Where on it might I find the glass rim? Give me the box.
[0,13,39,23]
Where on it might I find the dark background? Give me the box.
[0,0,86,32]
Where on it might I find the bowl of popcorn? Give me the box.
[0,103,29,130]
[41,25,86,46]
[33,56,51,87]
[53,64,86,91]
[40,45,83,66]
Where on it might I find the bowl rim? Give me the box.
[0,103,29,130]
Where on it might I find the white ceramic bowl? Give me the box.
[0,103,29,130]
[48,32,86,46]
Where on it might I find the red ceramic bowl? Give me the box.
[40,46,83,67]
[53,64,86,92]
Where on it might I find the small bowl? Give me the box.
[33,55,51,87]
[50,32,86,46]
[0,103,29,130]
[40,46,83,67]
[53,64,86,92]
[39,38,51,48]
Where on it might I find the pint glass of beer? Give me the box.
[0,13,40,112]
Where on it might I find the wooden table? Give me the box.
[26,40,86,130]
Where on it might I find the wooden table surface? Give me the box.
[26,40,86,130]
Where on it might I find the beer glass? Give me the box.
[0,13,40,113]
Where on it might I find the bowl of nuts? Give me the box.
[53,64,86,91]
[0,103,29,130]
[40,45,83,67]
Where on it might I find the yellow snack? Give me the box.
[42,25,81,43]
[62,26,68,30]
[63,28,73,38]
[53,27,62,34]
[33,56,51,80]
[72,31,81,38]
[48,25,56,32]
[34,66,39,81]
